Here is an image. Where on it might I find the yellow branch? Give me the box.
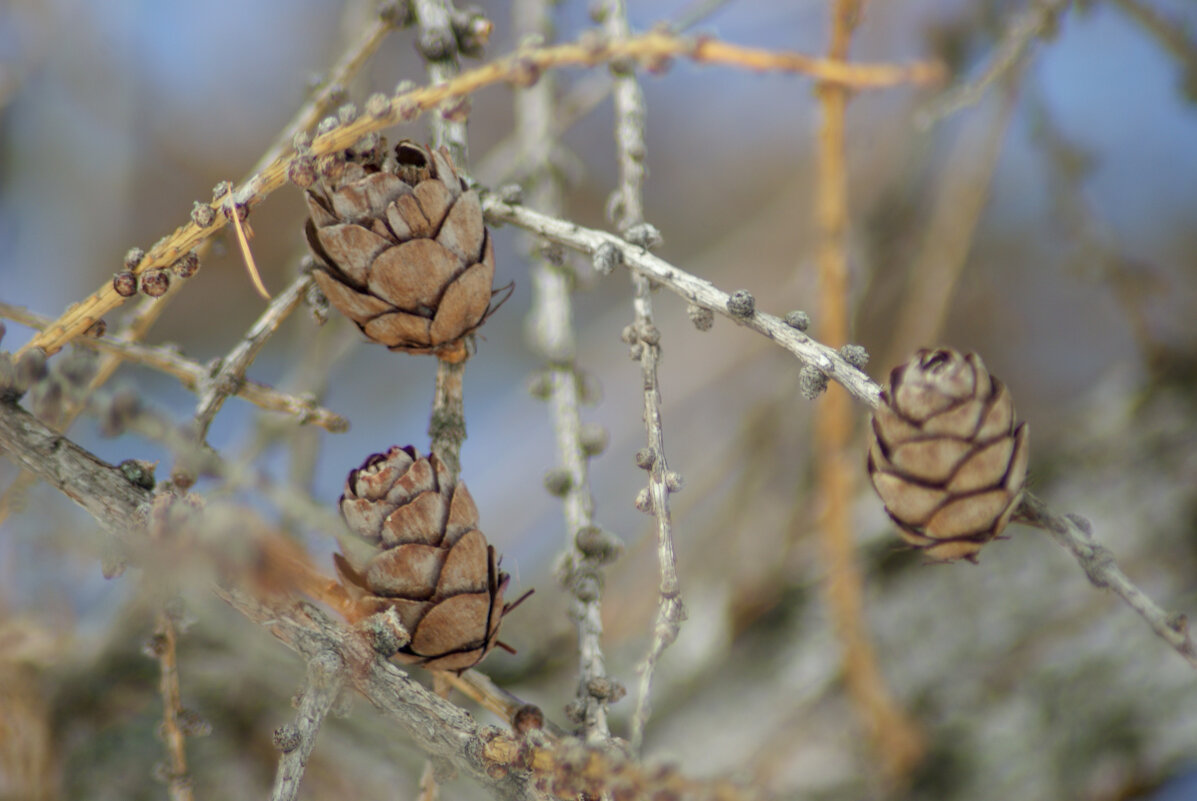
[18,29,943,357]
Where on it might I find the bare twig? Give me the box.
[1015,494,1197,670]
[918,0,1068,125]
[482,197,882,406]
[20,29,943,359]
[192,275,316,439]
[151,610,195,801]
[476,0,735,187]
[428,357,467,478]
[813,0,924,781]
[271,651,346,801]
[515,0,614,743]
[603,0,686,753]
[0,402,151,540]
[0,300,348,433]
[478,198,1197,673]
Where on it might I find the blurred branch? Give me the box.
[885,74,1022,367]
[151,611,195,801]
[270,651,345,801]
[0,300,348,433]
[1110,0,1197,87]
[19,29,943,359]
[813,0,924,781]
[192,275,314,439]
[515,0,614,742]
[602,0,687,753]
[919,0,1068,125]
[0,399,537,799]
[255,12,399,173]
[476,0,735,187]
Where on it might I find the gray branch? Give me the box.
[603,0,686,752]
[479,197,1197,674]
[918,0,1069,125]
[193,275,313,439]
[0,400,151,540]
[1015,494,1197,669]
[0,399,534,800]
[0,299,347,433]
[482,196,883,408]
[514,0,613,741]
[270,650,346,801]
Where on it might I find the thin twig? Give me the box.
[515,0,614,743]
[482,197,882,406]
[192,275,316,439]
[1110,0,1197,79]
[256,13,398,173]
[1015,494,1197,669]
[270,651,346,801]
[918,0,1068,125]
[813,0,924,781]
[603,0,686,753]
[20,29,943,359]
[152,610,195,801]
[475,0,734,187]
[0,300,347,433]
[478,196,1197,674]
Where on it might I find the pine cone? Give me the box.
[334,446,512,671]
[304,140,499,361]
[867,349,1029,563]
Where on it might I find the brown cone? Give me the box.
[867,348,1029,563]
[335,446,512,671]
[304,140,500,361]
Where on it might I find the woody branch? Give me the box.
[478,196,1197,673]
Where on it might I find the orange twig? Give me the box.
[152,612,195,801]
[19,29,943,358]
[811,0,924,782]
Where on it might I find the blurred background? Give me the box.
[2,0,1197,799]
